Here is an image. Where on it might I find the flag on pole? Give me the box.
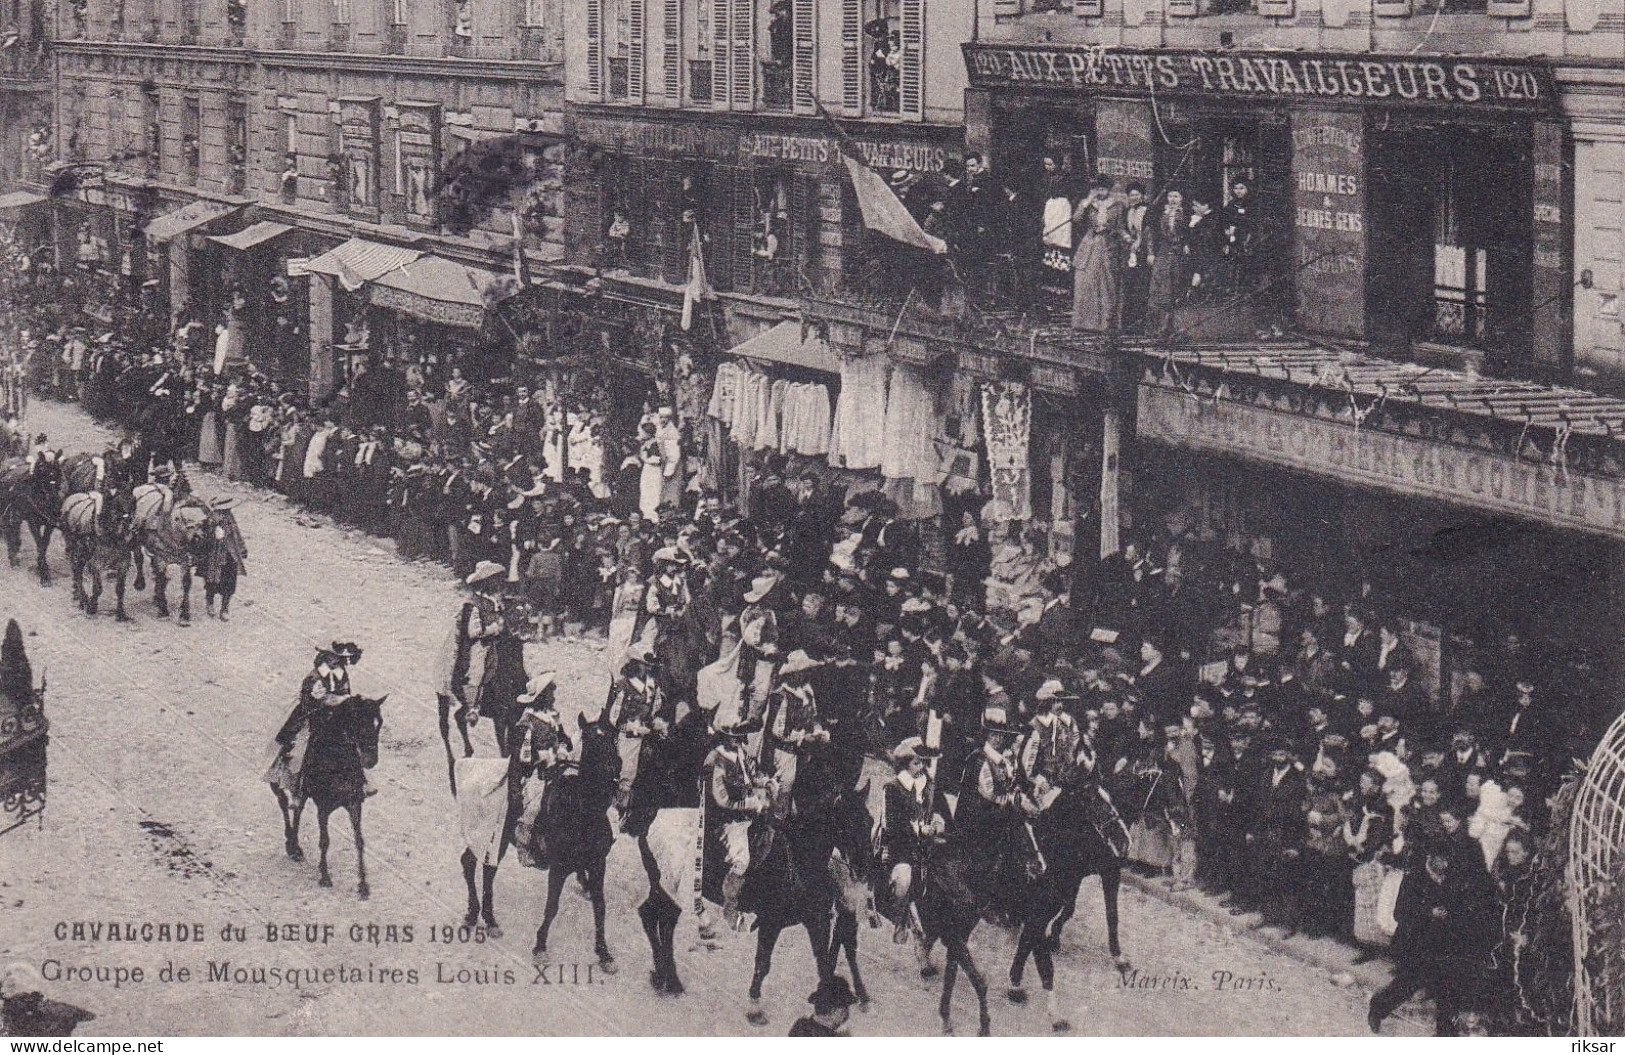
[841,154,947,256]
[681,222,711,331]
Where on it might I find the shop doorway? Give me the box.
[1367,121,1534,368]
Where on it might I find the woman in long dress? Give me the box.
[1040,156,1074,290]
[1070,175,1128,332]
[221,383,245,481]
[636,422,663,521]
[197,383,224,466]
[606,567,644,663]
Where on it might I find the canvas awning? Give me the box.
[301,237,421,292]
[208,221,293,251]
[143,200,238,244]
[727,321,840,375]
[0,190,48,213]
[367,254,522,330]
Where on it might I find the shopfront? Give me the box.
[46,170,159,326]
[206,221,306,383]
[964,45,1568,371]
[1131,353,1625,757]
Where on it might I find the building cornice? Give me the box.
[53,39,562,84]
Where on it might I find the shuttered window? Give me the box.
[586,0,605,100]
[898,0,924,120]
[729,0,755,109]
[627,0,647,102]
[839,0,862,116]
[1073,0,1104,15]
[711,0,731,107]
[663,0,682,99]
[792,0,816,114]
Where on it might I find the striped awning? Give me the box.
[368,254,521,329]
[302,237,421,292]
[208,221,294,251]
[143,200,238,244]
[0,190,47,212]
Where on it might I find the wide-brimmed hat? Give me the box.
[517,672,557,704]
[652,546,687,566]
[743,573,780,604]
[808,975,859,1014]
[208,496,238,511]
[1034,678,1077,704]
[779,649,823,677]
[466,560,505,586]
[983,705,1023,734]
[890,736,939,765]
[330,641,363,663]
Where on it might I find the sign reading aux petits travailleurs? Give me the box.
[964,45,1555,112]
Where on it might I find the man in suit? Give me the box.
[1368,851,1499,1035]
[1245,735,1308,938]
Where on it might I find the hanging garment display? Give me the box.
[829,352,889,471]
[881,363,943,487]
[982,380,1032,523]
[707,360,743,427]
[776,382,833,457]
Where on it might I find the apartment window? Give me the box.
[762,0,792,110]
[282,0,295,20]
[865,0,900,113]
[607,0,631,98]
[227,98,248,195]
[181,96,201,184]
[524,0,547,24]
[333,0,351,23]
[690,1,712,102]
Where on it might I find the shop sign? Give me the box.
[570,115,726,157]
[964,45,1556,112]
[738,132,955,174]
[1531,120,1568,368]
[1030,362,1079,396]
[957,347,1001,380]
[1292,110,1366,339]
[1138,381,1625,541]
[371,285,485,330]
[1093,100,1155,181]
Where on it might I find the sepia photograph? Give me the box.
[1,0,1624,1041]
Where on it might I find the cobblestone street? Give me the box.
[0,399,1429,1037]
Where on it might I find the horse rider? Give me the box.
[268,643,374,797]
[607,648,666,811]
[1021,678,1083,788]
[645,546,692,636]
[437,560,508,726]
[761,649,827,797]
[953,705,1043,905]
[709,715,774,929]
[509,672,570,866]
[881,736,947,943]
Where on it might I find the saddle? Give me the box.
[61,491,104,535]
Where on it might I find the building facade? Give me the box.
[41,0,567,392]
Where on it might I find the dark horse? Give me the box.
[737,747,874,1027]
[529,710,622,971]
[272,695,387,898]
[60,488,135,621]
[1006,785,1132,1030]
[0,453,62,584]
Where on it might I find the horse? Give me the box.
[737,748,875,1027]
[1005,784,1132,1031]
[452,708,621,969]
[0,453,62,584]
[271,694,387,898]
[60,488,135,621]
[624,706,713,996]
[528,710,623,971]
[130,484,211,623]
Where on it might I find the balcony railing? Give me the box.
[329,22,351,49]
[606,57,629,98]
[518,25,558,62]
[277,22,297,48]
[383,23,408,53]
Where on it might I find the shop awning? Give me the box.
[208,221,294,251]
[0,190,47,213]
[367,254,522,330]
[301,237,421,292]
[143,200,238,244]
[727,321,840,375]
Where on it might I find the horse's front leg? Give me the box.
[34,525,52,584]
[950,935,992,1037]
[131,543,146,591]
[589,864,616,972]
[533,868,567,960]
[85,559,101,616]
[275,788,304,861]
[350,803,369,899]
[152,564,170,618]
[834,909,870,1008]
[113,561,130,622]
[481,863,500,936]
[317,807,333,888]
[1102,866,1129,968]
[745,922,780,1026]
[461,848,482,928]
